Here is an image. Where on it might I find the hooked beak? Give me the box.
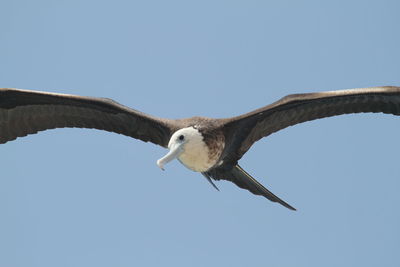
[157,142,184,170]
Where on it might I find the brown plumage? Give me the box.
[1,86,400,210]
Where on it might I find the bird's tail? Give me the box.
[232,165,296,210]
[203,165,296,210]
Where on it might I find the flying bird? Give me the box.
[1,86,400,210]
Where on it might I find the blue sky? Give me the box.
[1,1,399,266]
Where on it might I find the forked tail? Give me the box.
[203,165,296,210]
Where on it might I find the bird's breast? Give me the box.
[178,134,225,172]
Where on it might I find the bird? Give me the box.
[1,86,400,210]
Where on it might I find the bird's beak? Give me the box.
[157,142,184,170]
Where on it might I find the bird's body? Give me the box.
[1,86,400,210]
[168,126,224,172]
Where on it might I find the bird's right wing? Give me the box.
[0,88,179,147]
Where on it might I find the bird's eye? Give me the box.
[179,135,184,141]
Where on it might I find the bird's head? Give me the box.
[156,126,206,171]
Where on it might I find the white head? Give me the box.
[157,127,213,172]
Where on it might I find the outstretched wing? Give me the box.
[0,88,179,147]
[203,165,295,210]
[220,86,400,163]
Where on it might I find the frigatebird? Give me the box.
[1,86,400,210]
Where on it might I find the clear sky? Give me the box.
[1,1,399,266]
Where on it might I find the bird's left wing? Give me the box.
[0,88,180,147]
[219,86,400,163]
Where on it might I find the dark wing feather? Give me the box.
[220,86,400,163]
[203,165,295,210]
[0,88,179,147]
